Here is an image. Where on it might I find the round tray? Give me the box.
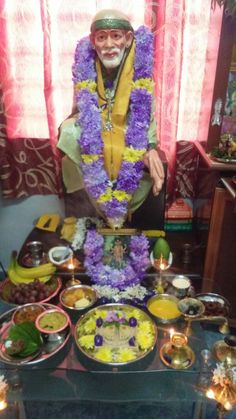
[0,277,62,306]
[0,303,71,366]
[74,303,157,366]
[195,293,230,317]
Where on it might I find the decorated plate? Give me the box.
[0,303,71,366]
[74,303,157,366]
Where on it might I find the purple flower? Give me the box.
[106,311,119,322]
[94,334,103,346]
[129,317,137,327]
[72,26,154,226]
[83,230,149,289]
[96,317,103,327]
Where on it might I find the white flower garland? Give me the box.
[93,284,149,303]
[71,217,104,250]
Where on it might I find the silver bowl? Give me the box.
[146,294,181,324]
[59,284,98,312]
[74,303,157,366]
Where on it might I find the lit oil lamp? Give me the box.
[206,362,236,418]
[66,256,81,287]
[160,330,195,369]
[153,254,170,294]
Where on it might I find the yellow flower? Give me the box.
[95,347,113,362]
[75,80,97,93]
[137,320,153,335]
[81,154,100,164]
[128,309,142,321]
[94,310,107,320]
[113,190,131,202]
[116,347,136,362]
[83,317,96,333]
[136,331,154,350]
[132,78,153,93]
[78,334,95,350]
[123,147,146,163]
[97,188,113,203]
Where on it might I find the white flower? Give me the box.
[71,217,104,250]
[212,363,236,386]
[93,284,149,302]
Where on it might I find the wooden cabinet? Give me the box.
[202,178,236,318]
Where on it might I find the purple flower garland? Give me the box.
[84,230,150,289]
[72,26,154,227]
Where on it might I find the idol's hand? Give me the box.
[143,149,165,196]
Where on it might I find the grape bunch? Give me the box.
[9,279,53,304]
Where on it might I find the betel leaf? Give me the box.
[7,321,42,357]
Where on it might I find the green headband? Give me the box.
[90,18,133,33]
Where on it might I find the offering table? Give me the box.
[0,285,233,419]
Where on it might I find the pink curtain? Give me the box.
[0,0,223,200]
[153,0,223,200]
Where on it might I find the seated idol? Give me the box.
[57,9,164,229]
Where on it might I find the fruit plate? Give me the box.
[0,303,71,366]
[74,303,157,366]
[195,293,230,317]
[0,277,62,306]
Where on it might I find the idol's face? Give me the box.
[91,29,133,69]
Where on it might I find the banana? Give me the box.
[7,255,54,285]
[15,259,56,279]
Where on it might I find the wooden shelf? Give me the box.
[195,141,236,171]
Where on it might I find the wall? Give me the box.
[0,195,64,272]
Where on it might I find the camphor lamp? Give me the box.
[206,361,236,417]
[0,376,8,411]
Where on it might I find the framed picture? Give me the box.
[102,234,131,269]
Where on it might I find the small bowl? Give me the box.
[48,246,73,266]
[146,294,181,324]
[172,275,191,298]
[59,284,98,311]
[12,303,45,325]
[178,297,205,318]
[35,308,70,334]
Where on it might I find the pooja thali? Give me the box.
[0,303,71,366]
[74,303,157,366]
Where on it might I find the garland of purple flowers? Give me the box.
[84,230,150,289]
[72,26,154,228]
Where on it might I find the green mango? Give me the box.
[153,238,170,260]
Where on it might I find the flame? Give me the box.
[206,389,215,399]
[0,400,7,411]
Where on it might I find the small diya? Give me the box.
[160,331,195,369]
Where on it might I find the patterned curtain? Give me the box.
[153,0,223,201]
[0,0,223,200]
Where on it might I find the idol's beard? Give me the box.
[97,46,126,69]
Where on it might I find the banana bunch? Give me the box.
[8,254,56,285]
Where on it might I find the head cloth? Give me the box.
[90,9,133,33]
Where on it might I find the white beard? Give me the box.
[97,46,126,69]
